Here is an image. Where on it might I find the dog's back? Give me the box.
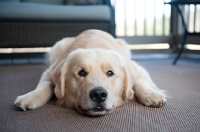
[48,29,130,65]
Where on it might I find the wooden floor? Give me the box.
[0,53,46,65]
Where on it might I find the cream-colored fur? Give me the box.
[14,29,167,116]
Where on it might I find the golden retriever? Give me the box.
[14,29,167,116]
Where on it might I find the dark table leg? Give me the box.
[173,5,188,65]
[173,32,188,65]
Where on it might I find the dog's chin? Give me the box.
[77,105,113,116]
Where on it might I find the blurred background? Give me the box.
[112,0,200,51]
[0,0,200,64]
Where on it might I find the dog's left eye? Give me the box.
[78,69,88,77]
[106,70,114,77]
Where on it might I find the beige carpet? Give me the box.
[1,59,200,132]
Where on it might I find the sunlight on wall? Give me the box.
[112,0,171,36]
[187,44,200,50]
[129,43,169,50]
[1,44,200,53]
[0,47,51,53]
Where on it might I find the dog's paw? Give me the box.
[14,93,40,111]
[140,92,167,108]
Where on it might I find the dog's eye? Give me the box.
[78,69,87,77]
[106,70,114,77]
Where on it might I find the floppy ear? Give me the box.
[122,60,136,101]
[51,60,69,99]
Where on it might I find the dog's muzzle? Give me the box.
[89,87,108,112]
[89,87,108,103]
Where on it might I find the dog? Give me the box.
[14,29,167,116]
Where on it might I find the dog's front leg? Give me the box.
[133,66,167,108]
[14,69,54,111]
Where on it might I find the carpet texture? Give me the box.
[0,59,200,132]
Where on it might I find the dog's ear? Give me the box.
[51,60,69,99]
[122,60,136,101]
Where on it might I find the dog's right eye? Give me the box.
[106,70,114,77]
[78,69,88,77]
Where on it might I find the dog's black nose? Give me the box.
[89,87,108,103]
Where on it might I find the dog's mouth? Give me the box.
[77,104,113,116]
[92,104,105,112]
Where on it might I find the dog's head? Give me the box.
[51,49,135,116]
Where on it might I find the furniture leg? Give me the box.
[173,33,188,65]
